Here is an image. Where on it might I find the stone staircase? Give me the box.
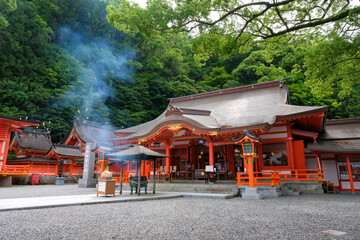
[239,185,283,200]
[116,181,239,194]
[238,181,324,199]
[281,185,300,196]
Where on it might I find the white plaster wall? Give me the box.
[267,126,287,132]
[322,160,339,186]
[260,133,287,139]
[306,157,318,179]
[321,153,335,159]
[341,181,360,190]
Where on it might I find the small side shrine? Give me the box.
[61,119,117,176]
[8,128,57,177]
[44,144,84,179]
[307,118,360,193]
[0,116,38,186]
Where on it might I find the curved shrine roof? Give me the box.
[63,119,117,150]
[307,118,360,154]
[11,129,52,152]
[115,80,327,141]
[46,144,84,158]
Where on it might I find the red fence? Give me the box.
[237,169,326,186]
[0,165,29,176]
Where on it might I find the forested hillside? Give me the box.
[0,0,359,142]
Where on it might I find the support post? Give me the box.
[153,158,156,194]
[247,156,255,188]
[141,161,145,176]
[0,125,11,167]
[227,145,235,178]
[315,153,323,180]
[346,155,355,193]
[137,160,141,196]
[208,141,214,178]
[120,160,123,195]
[208,141,214,166]
[165,144,171,174]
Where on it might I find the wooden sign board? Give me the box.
[205,165,214,172]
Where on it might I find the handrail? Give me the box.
[0,165,29,176]
[237,169,326,186]
[277,169,326,182]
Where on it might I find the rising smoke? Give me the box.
[53,26,134,126]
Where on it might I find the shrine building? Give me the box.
[111,80,335,195]
[0,116,38,186]
[8,128,84,184]
[2,79,360,195]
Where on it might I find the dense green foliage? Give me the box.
[0,0,359,142]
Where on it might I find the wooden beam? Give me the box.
[120,160,123,195]
[137,160,141,196]
[346,155,355,193]
[153,158,156,194]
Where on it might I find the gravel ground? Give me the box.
[0,185,359,240]
[0,184,96,199]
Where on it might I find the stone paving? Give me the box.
[0,184,359,239]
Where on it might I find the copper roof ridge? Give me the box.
[275,105,328,121]
[74,118,115,130]
[0,115,39,124]
[326,118,360,125]
[113,117,221,141]
[22,128,48,134]
[169,79,288,103]
[53,143,81,149]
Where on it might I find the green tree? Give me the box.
[202,67,233,88]
[0,0,17,29]
[107,0,357,58]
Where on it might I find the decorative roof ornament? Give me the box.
[234,129,263,144]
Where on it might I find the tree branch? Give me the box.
[263,9,350,39]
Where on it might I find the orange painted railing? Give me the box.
[237,171,280,186]
[0,165,29,176]
[112,172,129,183]
[237,169,326,186]
[277,169,326,182]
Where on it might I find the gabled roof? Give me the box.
[45,144,83,158]
[62,119,117,150]
[10,128,52,152]
[307,139,360,154]
[115,80,327,141]
[320,118,360,140]
[0,116,39,130]
[307,118,360,154]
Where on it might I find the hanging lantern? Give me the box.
[234,129,263,156]
[242,141,255,155]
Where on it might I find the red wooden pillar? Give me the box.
[190,142,196,166]
[247,156,255,188]
[287,125,295,170]
[208,141,214,167]
[346,155,355,193]
[227,145,235,178]
[0,125,11,166]
[315,153,320,169]
[141,161,145,176]
[165,144,171,173]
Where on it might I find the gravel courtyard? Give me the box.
[0,185,359,240]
